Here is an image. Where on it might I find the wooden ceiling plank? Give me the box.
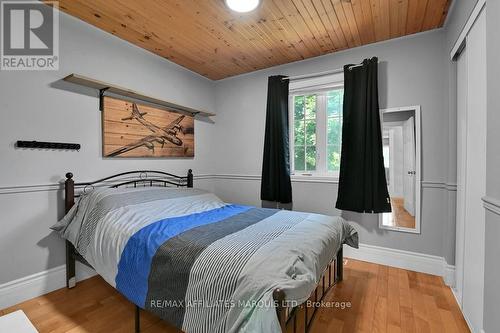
[53,0,451,80]
[378,0,391,40]
[337,0,363,47]
[311,0,341,49]
[306,0,343,50]
[225,21,285,69]
[421,0,440,30]
[170,1,264,69]
[217,2,304,66]
[190,0,280,70]
[398,0,409,37]
[388,0,401,38]
[113,0,273,78]
[242,20,299,65]
[406,0,417,34]
[122,0,255,74]
[323,0,350,48]
[406,0,429,34]
[247,9,305,63]
[209,3,298,67]
[263,0,316,59]
[272,0,324,57]
[422,0,448,31]
[350,0,372,44]
[330,0,356,48]
[359,0,377,43]
[107,0,232,69]
[57,0,222,78]
[57,0,190,65]
[165,0,270,73]
[86,0,233,77]
[315,0,349,50]
[370,0,384,41]
[181,1,293,78]
[291,0,335,53]
[438,0,452,27]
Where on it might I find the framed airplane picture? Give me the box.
[102,96,194,157]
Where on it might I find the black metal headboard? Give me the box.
[64,169,193,213]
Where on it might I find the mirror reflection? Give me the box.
[380,109,418,231]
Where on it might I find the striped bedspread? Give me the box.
[52,187,358,333]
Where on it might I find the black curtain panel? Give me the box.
[335,57,391,213]
[261,75,293,204]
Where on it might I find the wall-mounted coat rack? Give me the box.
[62,74,215,119]
[16,141,81,150]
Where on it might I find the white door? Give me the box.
[462,9,487,333]
[403,116,415,216]
[455,42,467,307]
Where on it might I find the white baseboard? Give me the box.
[454,290,474,333]
[0,244,456,310]
[451,287,462,308]
[344,243,455,286]
[0,263,95,310]
[444,264,456,287]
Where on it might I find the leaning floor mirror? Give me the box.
[379,106,421,234]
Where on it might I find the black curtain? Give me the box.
[335,57,391,213]
[261,75,292,204]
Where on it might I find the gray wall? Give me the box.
[445,0,480,50]
[213,31,456,263]
[0,12,216,283]
[484,0,500,331]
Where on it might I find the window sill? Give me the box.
[290,174,339,184]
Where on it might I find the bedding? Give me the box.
[52,187,358,333]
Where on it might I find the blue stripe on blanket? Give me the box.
[115,204,251,307]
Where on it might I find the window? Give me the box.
[290,83,344,177]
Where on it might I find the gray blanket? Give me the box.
[53,187,358,332]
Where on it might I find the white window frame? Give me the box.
[288,73,344,178]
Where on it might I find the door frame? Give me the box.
[378,106,421,234]
[388,128,395,196]
[403,116,416,216]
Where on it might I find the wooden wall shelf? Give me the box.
[63,74,215,118]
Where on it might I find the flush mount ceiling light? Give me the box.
[225,0,260,13]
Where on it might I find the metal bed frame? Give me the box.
[63,169,343,333]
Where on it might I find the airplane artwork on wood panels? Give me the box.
[102,97,194,157]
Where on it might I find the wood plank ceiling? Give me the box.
[55,0,451,80]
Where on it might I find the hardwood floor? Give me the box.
[0,259,469,333]
[382,197,416,229]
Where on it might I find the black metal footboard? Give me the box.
[273,247,344,333]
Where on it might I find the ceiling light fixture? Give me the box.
[225,0,260,13]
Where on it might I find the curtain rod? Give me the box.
[282,61,380,81]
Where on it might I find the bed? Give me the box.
[52,170,358,333]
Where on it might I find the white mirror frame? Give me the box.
[378,105,421,234]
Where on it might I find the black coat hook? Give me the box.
[16,141,81,151]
